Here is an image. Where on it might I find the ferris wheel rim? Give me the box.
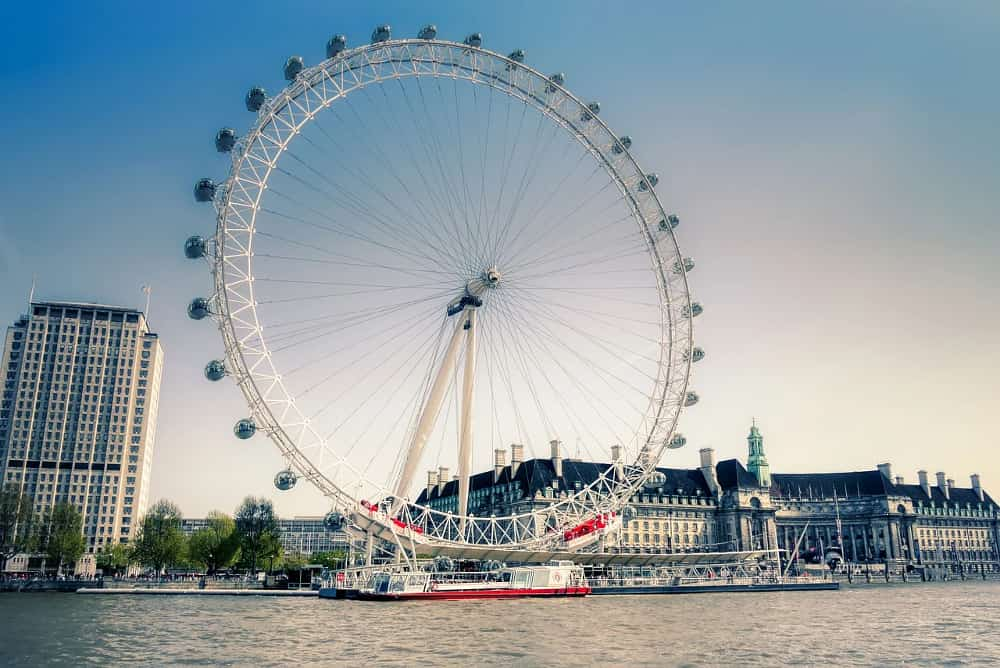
[210,36,694,547]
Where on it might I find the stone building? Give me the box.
[415,425,1000,572]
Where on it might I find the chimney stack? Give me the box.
[918,470,930,498]
[427,470,438,496]
[947,478,955,493]
[437,466,449,494]
[699,447,719,498]
[494,448,506,482]
[895,475,904,486]
[510,444,524,477]
[550,439,563,478]
[971,474,984,502]
[936,472,949,500]
[611,445,624,478]
[877,463,892,481]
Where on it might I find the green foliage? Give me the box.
[310,550,347,569]
[280,552,307,572]
[0,484,36,571]
[130,499,186,574]
[95,542,132,576]
[36,502,85,573]
[234,496,281,573]
[187,511,240,573]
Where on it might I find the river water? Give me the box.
[2,581,999,666]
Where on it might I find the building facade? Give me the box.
[181,516,350,558]
[415,427,1000,572]
[0,301,164,564]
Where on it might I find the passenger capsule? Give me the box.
[204,359,226,381]
[684,392,700,407]
[546,73,565,93]
[326,34,347,58]
[371,24,391,43]
[691,347,705,363]
[187,297,210,320]
[463,32,483,48]
[274,468,298,491]
[215,128,236,153]
[638,173,659,192]
[509,49,525,63]
[324,511,346,532]
[284,56,304,81]
[668,433,687,449]
[234,418,256,440]
[683,302,704,319]
[184,235,206,259]
[673,257,695,274]
[581,101,601,122]
[612,135,632,155]
[417,25,437,40]
[194,178,216,203]
[245,86,267,112]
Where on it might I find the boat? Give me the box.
[324,560,589,601]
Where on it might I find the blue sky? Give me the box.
[1,1,998,517]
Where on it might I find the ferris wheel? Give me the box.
[184,24,703,553]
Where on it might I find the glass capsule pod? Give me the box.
[463,32,483,48]
[691,347,705,363]
[326,34,347,58]
[417,25,437,40]
[612,135,632,155]
[371,24,391,43]
[234,418,256,439]
[683,302,703,318]
[284,56,304,81]
[324,511,346,532]
[545,73,565,93]
[204,359,226,381]
[508,49,525,63]
[187,297,210,320]
[684,392,700,407]
[245,86,267,112]
[673,257,695,274]
[215,128,236,153]
[581,101,601,122]
[274,469,298,491]
[638,173,659,192]
[184,235,206,259]
[658,214,680,232]
[193,178,216,203]
[668,433,687,449]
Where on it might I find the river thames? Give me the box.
[1,581,999,666]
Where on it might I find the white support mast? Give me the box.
[393,314,468,509]
[457,309,477,532]
[392,268,499,523]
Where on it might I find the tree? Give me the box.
[0,484,36,572]
[234,496,281,573]
[310,550,347,570]
[187,511,240,574]
[131,500,186,575]
[95,542,132,577]
[36,502,85,575]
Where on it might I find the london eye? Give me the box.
[184,24,701,554]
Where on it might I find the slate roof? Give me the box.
[891,483,997,508]
[770,470,891,498]
[415,457,712,504]
[716,458,761,490]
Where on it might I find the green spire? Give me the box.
[746,419,770,487]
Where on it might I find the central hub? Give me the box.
[447,267,501,316]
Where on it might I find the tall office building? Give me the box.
[0,301,164,557]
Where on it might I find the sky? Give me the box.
[0,1,997,518]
